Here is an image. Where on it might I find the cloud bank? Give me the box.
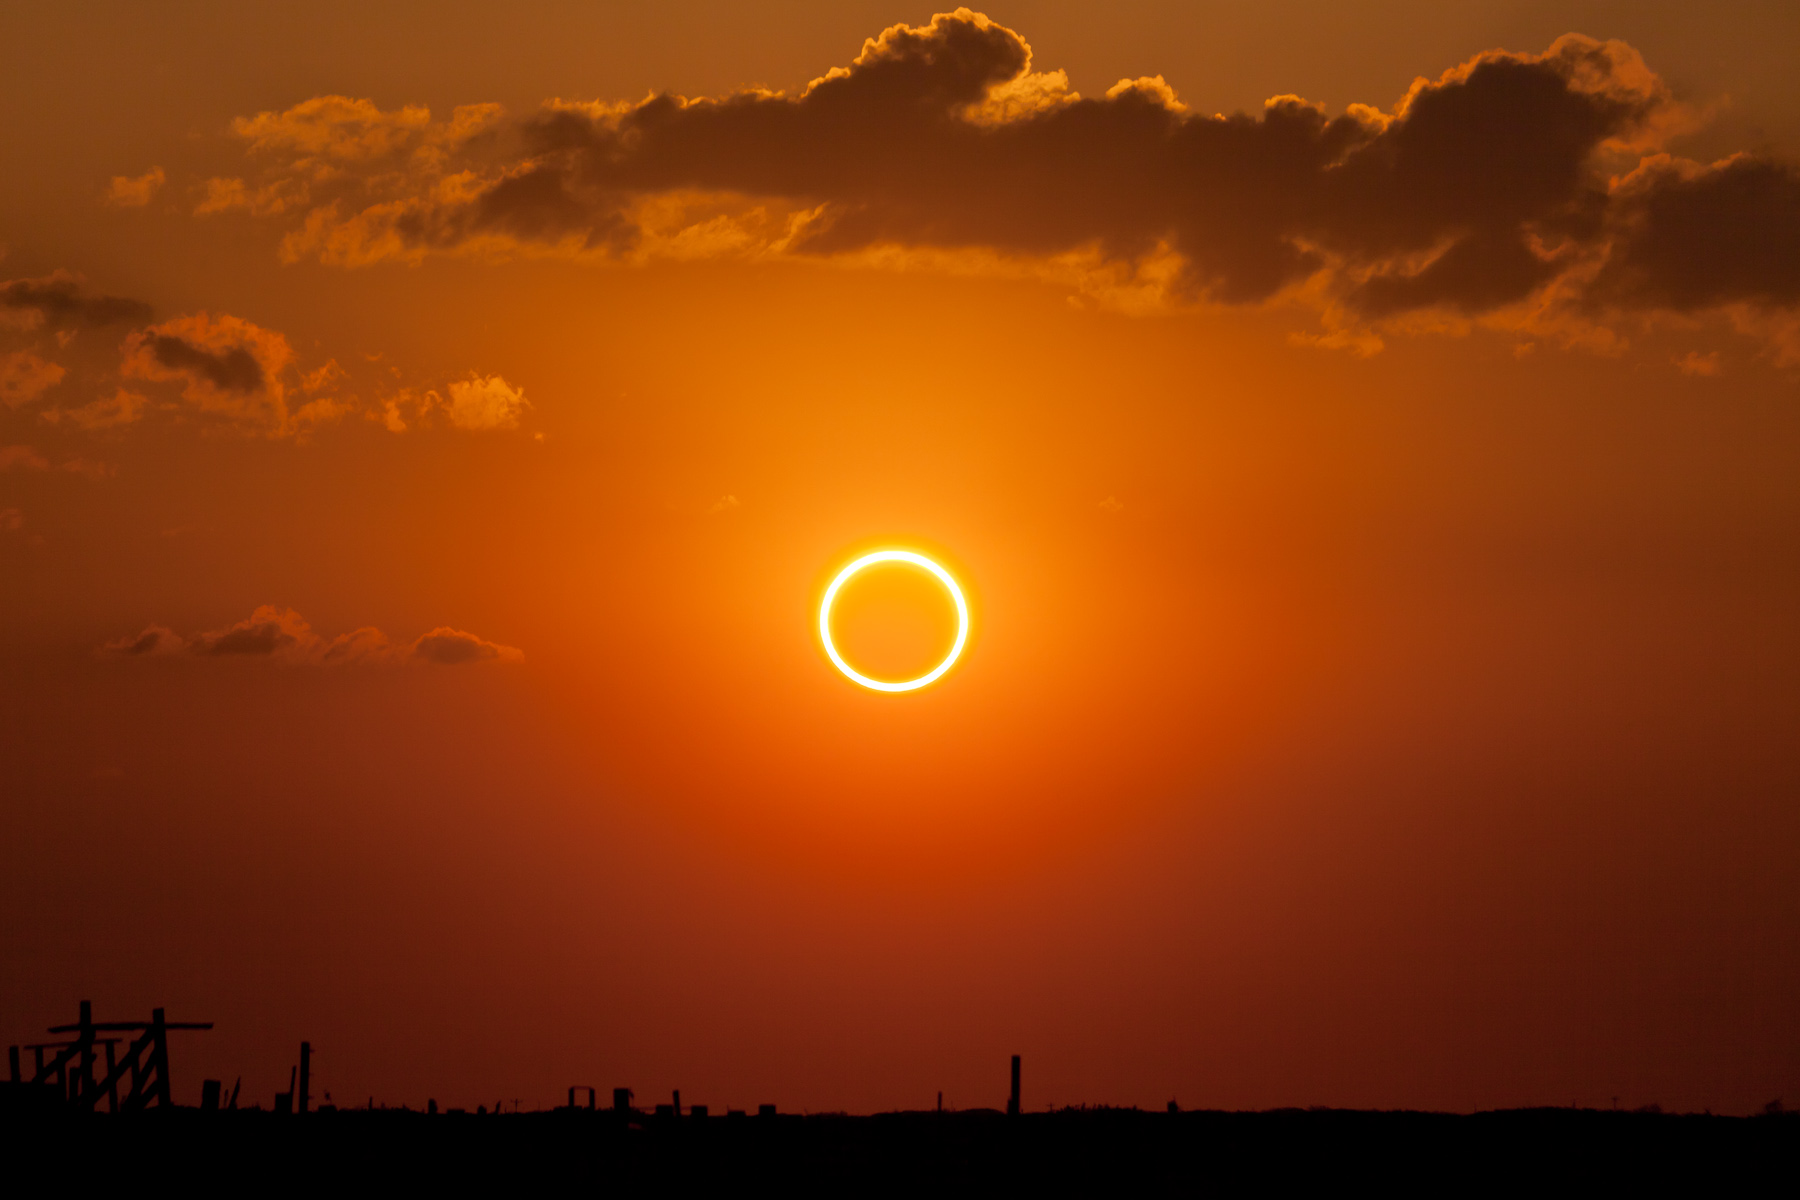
[207,9,1800,355]
[101,605,523,666]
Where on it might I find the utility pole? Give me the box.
[298,1042,311,1115]
[1008,1055,1021,1117]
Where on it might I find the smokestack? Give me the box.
[1008,1055,1020,1116]
[613,1087,633,1113]
[8,1046,17,1084]
[297,1042,311,1115]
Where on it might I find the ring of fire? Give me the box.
[819,550,969,692]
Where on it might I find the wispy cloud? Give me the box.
[105,167,165,208]
[101,605,523,666]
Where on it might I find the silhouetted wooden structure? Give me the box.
[7,1001,212,1111]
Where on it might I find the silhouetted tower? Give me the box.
[30,1002,210,1111]
[613,1087,633,1113]
[297,1042,312,1114]
[1008,1055,1021,1116]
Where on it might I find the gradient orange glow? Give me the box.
[3,2,1800,1118]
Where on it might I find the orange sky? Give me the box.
[3,3,1800,1115]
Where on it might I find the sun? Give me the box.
[819,550,969,692]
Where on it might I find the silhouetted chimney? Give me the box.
[673,1089,681,1116]
[613,1087,633,1113]
[7,1046,17,1084]
[1008,1055,1020,1116]
[297,1043,311,1115]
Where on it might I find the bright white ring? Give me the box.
[819,550,969,692]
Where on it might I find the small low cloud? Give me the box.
[103,624,185,656]
[119,312,349,437]
[1675,350,1722,376]
[445,372,529,430]
[0,444,49,471]
[1,272,153,331]
[1098,495,1125,513]
[374,375,535,435]
[709,494,741,513]
[195,176,301,216]
[61,457,114,480]
[0,445,107,477]
[105,167,165,208]
[129,319,273,393]
[44,388,148,431]
[1,350,66,407]
[101,605,522,666]
[411,627,525,665]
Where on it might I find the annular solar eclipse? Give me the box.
[819,550,969,692]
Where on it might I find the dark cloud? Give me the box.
[433,15,1667,313]
[1591,155,1800,312]
[142,332,265,392]
[0,271,152,329]
[118,313,353,437]
[232,10,1800,341]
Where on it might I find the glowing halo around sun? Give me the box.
[819,550,969,692]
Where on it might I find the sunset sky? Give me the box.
[4,1,1800,1115]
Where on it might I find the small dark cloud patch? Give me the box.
[102,625,184,656]
[1,272,152,329]
[144,333,265,392]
